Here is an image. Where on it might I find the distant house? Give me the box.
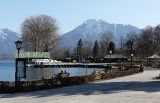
[147,54,160,67]
[103,54,128,62]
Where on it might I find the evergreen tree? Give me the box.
[63,48,70,58]
[108,41,115,54]
[93,40,99,59]
[77,39,83,59]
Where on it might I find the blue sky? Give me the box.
[0,0,160,34]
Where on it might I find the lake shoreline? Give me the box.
[0,67,141,94]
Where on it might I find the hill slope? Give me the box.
[0,28,20,55]
[60,19,141,49]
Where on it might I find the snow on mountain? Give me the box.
[60,19,141,49]
[0,28,20,55]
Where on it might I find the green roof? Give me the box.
[15,52,50,58]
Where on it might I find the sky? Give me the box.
[0,0,160,35]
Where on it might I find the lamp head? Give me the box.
[109,50,112,54]
[15,40,22,50]
[131,54,134,57]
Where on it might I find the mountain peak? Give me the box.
[96,19,105,23]
[0,28,13,33]
[84,19,106,24]
[60,19,141,50]
[83,19,138,28]
[80,19,109,32]
[0,28,21,38]
[0,28,20,55]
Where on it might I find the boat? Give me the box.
[26,59,62,67]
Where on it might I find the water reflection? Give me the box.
[0,60,105,81]
[26,67,104,81]
[0,60,15,81]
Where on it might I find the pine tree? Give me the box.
[93,40,99,59]
[108,41,115,54]
[77,39,83,59]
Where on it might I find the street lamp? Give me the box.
[109,50,112,68]
[131,53,133,69]
[14,40,22,85]
[15,40,22,58]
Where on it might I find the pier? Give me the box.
[30,62,137,69]
[32,63,111,68]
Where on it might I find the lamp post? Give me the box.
[15,40,22,58]
[14,40,22,84]
[131,53,133,69]
[130,37,134,69]
[109,50,112,68]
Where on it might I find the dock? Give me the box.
[31,63,111,68]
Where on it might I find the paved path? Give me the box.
[1,69,160,103]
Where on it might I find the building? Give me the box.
[103,54,128,63]
[147,54,160,67]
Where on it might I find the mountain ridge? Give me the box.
[0,19,141,55]
[0,28,20,55]
[60,19,141,49]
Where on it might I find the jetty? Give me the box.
[31,63,111,68]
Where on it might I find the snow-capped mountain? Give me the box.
[0,19,141,55]
[60,19,141,49]
[0,28,20,55]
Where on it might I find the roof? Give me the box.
[15,52,50,59]
[147,54,160,59]
[104,54,127,59]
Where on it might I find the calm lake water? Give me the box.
[0,60,105,81]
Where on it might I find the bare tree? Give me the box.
[136,26,154,57]
[63,47,71,59]
[124,32,139,56]
[136,25,160,58]
[153,25,160,53]
[99,31,113,57]
[21,15,59,52]
[83,41,93,58]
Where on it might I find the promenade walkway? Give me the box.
[0,68,160,103]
